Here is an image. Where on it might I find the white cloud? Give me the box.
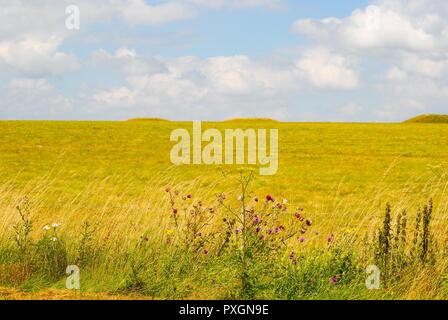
[88,48,309,119]
[121,0,195,25]
[292,0,448,120]
[0,78,73,119]
[293,1,445,52]
[190,0,282,10]
[0,36,80,76]
[296,48,358,90]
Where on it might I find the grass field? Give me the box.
[1,120,448,299]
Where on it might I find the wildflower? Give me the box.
[278,225,286,231]
[52,223,59,229]
[330,276,338,285]
[172,208,178,215]
[187,194,192,199]
[52,237,58,242]
[256,227,262,233]
[204,249,209,255]
[328,234,335,244]
[289,252,297,265]
[305,219,313,226]
[237,195,243,201]
[43,225,50,232]
[282,198,288,205]
[294,212,302,220]
[260,234,265,240]
[268,229,273,235]
[253,216,261,224]
[266,195,275,203]
[299,237,306,243]
[235,228,241,234]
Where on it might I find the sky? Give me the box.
[0,0,447,122]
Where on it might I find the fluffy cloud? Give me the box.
[120,0,195,25]
[0,36,80,76]
[189,0,282,10]
[293,0,447,52]
[292,0,448,120]
[0,79,73,119]
[89,47,306,118]
[296,48,358,90]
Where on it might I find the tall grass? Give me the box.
[0,168,448,299]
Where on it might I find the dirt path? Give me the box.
[0,287,152,300]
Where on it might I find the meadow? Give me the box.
[0,120,448,300]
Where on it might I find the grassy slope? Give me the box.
[1,121,448,299]
[1,121,447,208]
[405,114,448,123]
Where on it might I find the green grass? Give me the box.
[1,121,447,208]
[0,120,448,300]
[404,114,448,123]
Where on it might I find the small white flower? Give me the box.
[52,237,58,242]
[43,225,50,232]
[283,198,288,205]
[52,223,59,229]
[237,195,243,201]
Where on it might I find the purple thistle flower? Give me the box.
[330,276,338,285]
[289,252,297,265]
[268,229,273,235]
[260,234,265,240]
[299,237,306,243]
[266,195,275,203]
[204,249,209,255]
[256,226,262,233]
[328,234,335,244]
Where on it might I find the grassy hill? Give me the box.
[405,114,448,123]
[1,120,448,299]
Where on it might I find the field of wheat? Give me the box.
[1,120,448,300]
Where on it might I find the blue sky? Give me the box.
[0,0,447,121]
